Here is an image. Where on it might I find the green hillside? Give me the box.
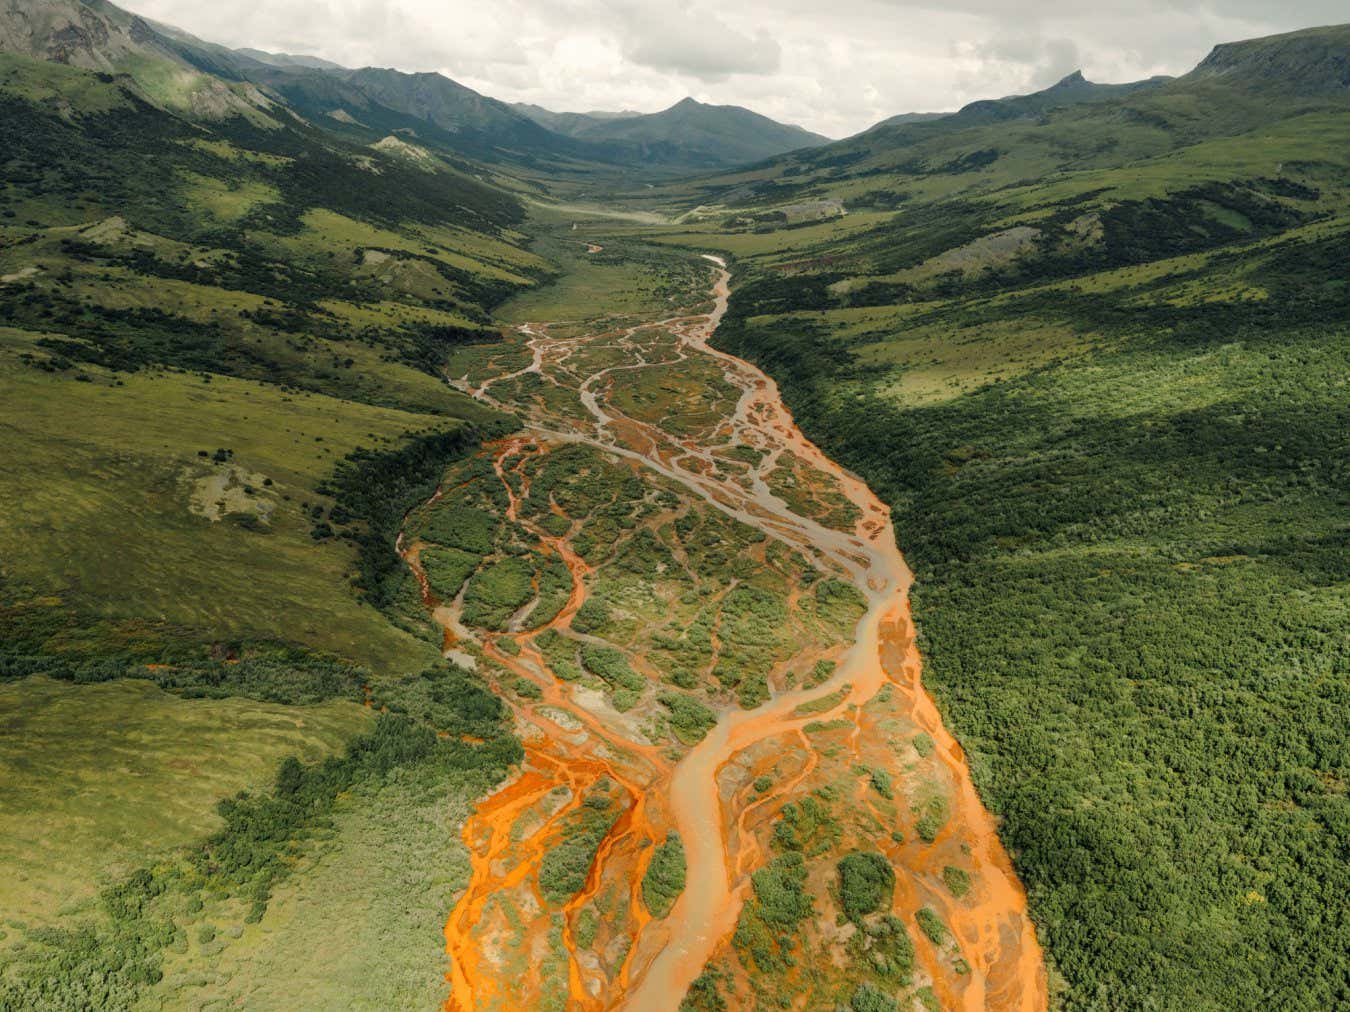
[0,45,529,1008]
[615,23,1350,1009]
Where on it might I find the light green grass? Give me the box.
[0,328,447,673]
[0,675,370,933]
[155,766,474,1010]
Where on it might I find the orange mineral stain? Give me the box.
[402,252,1046,1011]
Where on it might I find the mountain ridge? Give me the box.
[0,0,831,173]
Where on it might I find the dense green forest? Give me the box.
[712,219,1348,1008]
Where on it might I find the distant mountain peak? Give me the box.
[1049,70,1088,89]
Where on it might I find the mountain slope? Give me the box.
[866,110,949,131]
[0,44,537,1007]
[0,0,273,119]
[951,68,1173,125]
[1182,21,1350,93]
[0,46,545,660]
[234,46,343,71]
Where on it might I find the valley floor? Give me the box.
[411,243,1046,1009]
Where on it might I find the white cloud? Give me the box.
[120,0,1345,137]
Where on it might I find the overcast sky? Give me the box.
[121,0,1346,137]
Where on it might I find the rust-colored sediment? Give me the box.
[407,253,1047,1011]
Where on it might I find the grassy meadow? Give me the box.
[0,677,370,935]
[0,50,528,1009]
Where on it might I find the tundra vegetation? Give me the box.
[0,13,1346,1012]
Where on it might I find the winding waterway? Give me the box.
[410,252,1047,1010]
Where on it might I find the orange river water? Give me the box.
[415,253,1048,1011]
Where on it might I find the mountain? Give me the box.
[0,0,158,68]
[553,96,829,167]
[856,71,1171,139]
[513,96,828,167]
[234,46,343,71]
[0,0,272,119]
[949,68,1174,125]
[249,62,566,159]
[511,102,642,135]
[176,44,822,170]
[651,28,1350,214]
[1181,22,1350,94]
[866,110,950,131]
[236,64,829,169]
[0,1,821,174]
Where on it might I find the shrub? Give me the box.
[570,597,610,634]
[461,556,535,630]
[942,866,972,898]
[642,834,687,918]
[851,984,898,1012]
[838,851,895,923]
[658,692,717,745]
[915,907,948,946]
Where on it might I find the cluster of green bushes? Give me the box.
[942,866,971,898]
[579,643,646,711]
[522,552,572,629]
[461,556,535,629]
[0,594,368,705]
[537,788,617,905]
[733,793,843,977]
[325,427,507,611]
[642,833,687,918]
[658,692,717,745]
[848,914,914,993]
[419,545,480,601]
[419,504,499,555]
[570,597,610,634]
[914,907,948,947]
[837,851,895,923]
[534,628,585,682]
[732,851,813,972]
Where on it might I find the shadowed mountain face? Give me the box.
[254,71,829,169]
[233,47,343,71]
